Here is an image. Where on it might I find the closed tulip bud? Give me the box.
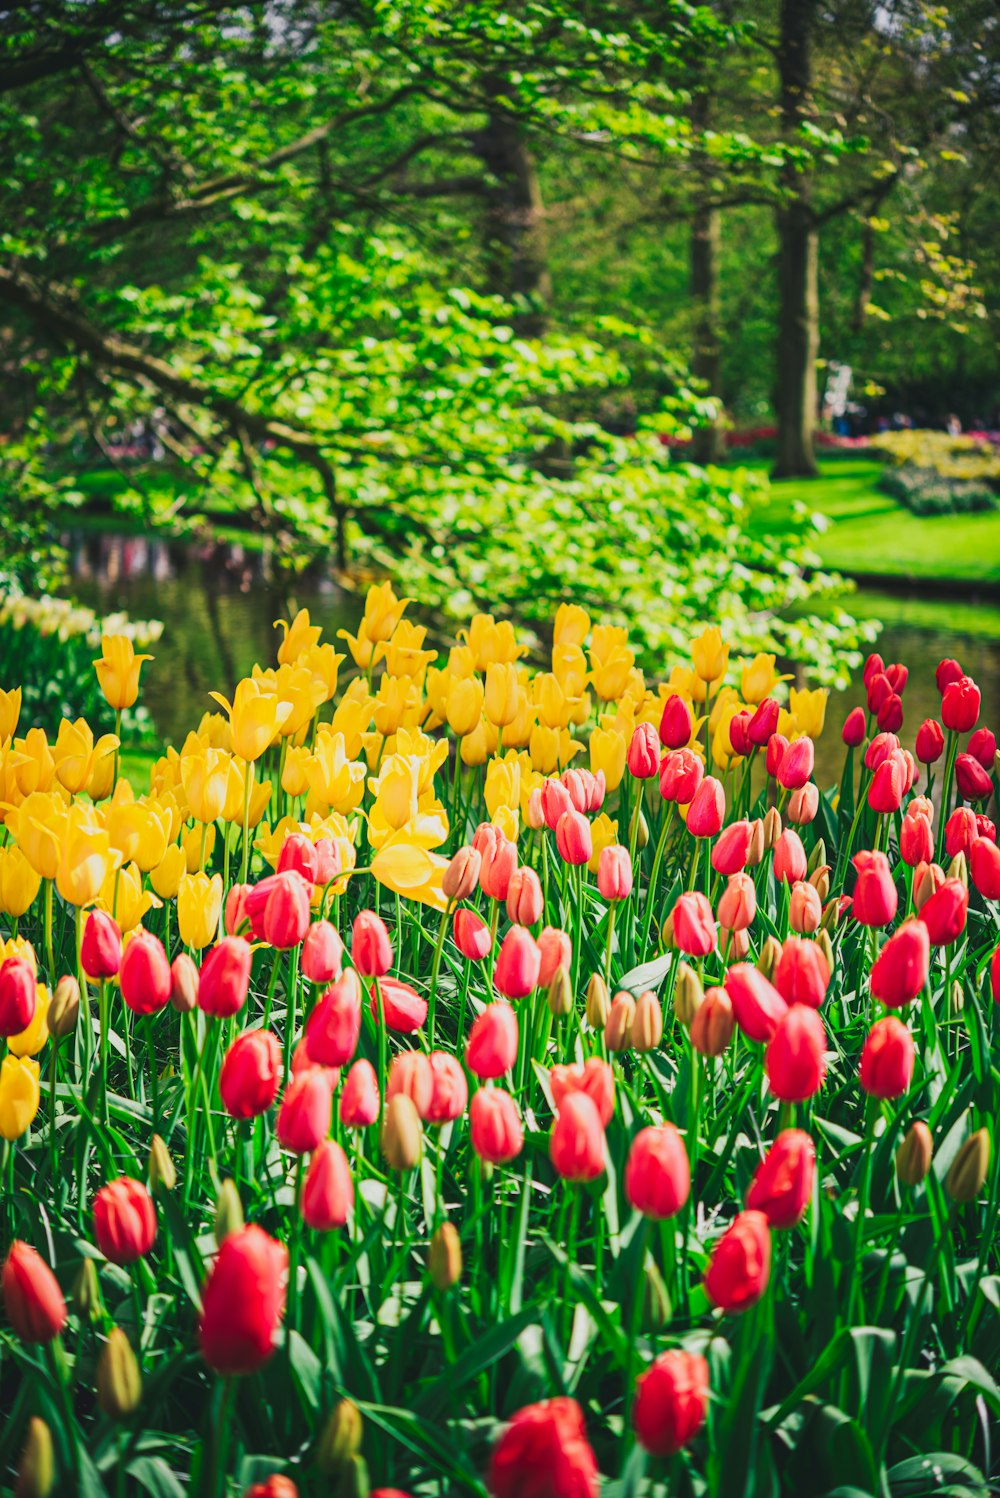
[941,674,980,733]
[641,1258,671,1331]
[625,1123,690,1218]
[541,778,573,830]
[198,937,252,1018]
[214,1180,245,1244]
[169,953,199,1014]
[547,964,573,1017]
[0,959,35,1039]
[633,1350,709,1458]
[199,1225,287,1375]
[316,1399,363,1476]
[730,928,751,959]
[913,861,945,911]
[659,693,693,749]
[97,1327,141,1419]
[382,1093,422,1171]
[474,823,517,900]
[49,975,80,1038]
[120,930,171,1016]
[773,829,808,884]
[484,661,520,726]
[774,935,830,1008]
[15,1416,54,1498]
[584,973,610,1029]
[604,992,635,1051]
[630,989,662,1052]
[947,850,968,888]
[469,1087,523,1165]
[711,820,752,876]
[718,872,755,932]
[674,962,704,1027]
[442,846,481,902]
[425,1051,468,1124]
[597,844,633,901]
[704,1210,771,1313]
[809,866,831,902]
[660,912,675,949]
[387,1051,434,1117]
[453,907,492,962]
[94,1177,157,1265]
[945,806,978,860]
[686,775,725,837]
[147,1134,176,1194]
[690,985,735,1056]
[659,747,703,804]
[816,928,834,971]
[946,1128,990,1203]
[301,1139,354,1230]
[842,706,866,746]
[428,1221,463,1290]
[672,890,716,956]
[219,1028,280,1121]
[762,807,782,850]
[949,979,964,1017]
[970,836,1000,900]
[788,783,819,826]
[765,1006,827,1102]
[757,934,782,982]
[81,910,122,981]
[72,1257,102,1322]
[494,926,541,999]
[920,878,968,946]
[556,809,592,866]
[896,1121,933,1186]
[870,920,929,1008]
[351,910,392,977]
[747,818,765,867]
[629,804,649,851]
[725,964,787,1043]
[748,696,780,745]
[852,849,898,927]
[860,1016,914,1099]
[777,737,814,790]
[746,1129,815,1228]
[788,881,822,935]
[506,866,543,926]
[956,752,993,802]
[968,726,996,768]
[627,723,661,779]
[489,1397,599,1498]
[466,1002,518,1079]
[339,1059,379,1129]
[550,1092,605,1182]
[301,921,344,985]
[277,1068,333,1153]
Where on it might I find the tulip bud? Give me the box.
[604,992,635,1052]
[629,804,649,851]
[674,962,704,1028]
[746,818,765,867]
[14,1418,54,1498]
[947,850,968,889]
[214,1180,244,1244]
[428,1221,463,1290]
[148,1134,176,1194]
[816,928,834,973]
[946,1128,990,1203]
[913,861,945,912]
[72,1258,102,1323]
[896,1121,933,1186]
[585,973,610,1029]
[630,990,663,1053]
[335,1456,371,1498]
[442,846,481,902]
[757,935,781,982]
[169,953,199,1014]
[97,1328,142,1419]
[381,1093,422,1171]
[547,964,573,1017]
[641,1256,671,1331]
[316,1398,363,1476]
[809,866,831,903]
[660,913,675,950]
[49,975,80,1039]
[949,979,964,1018]
[762,807,782,850]
[690,985,735,1057]
[821,896,842,931]
[807,837,827,875]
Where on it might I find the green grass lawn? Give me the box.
[745,457,1000,586]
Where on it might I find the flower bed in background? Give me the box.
[0,588,998,1497]
[874,430,1000,517]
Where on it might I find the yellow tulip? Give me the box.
[197,710,233,753]
[301,731,365,814]
[274,608,322,665]
[741,653,793,705]
[493,803,520,843]
[484,663,520,729]
[371,837,449,912]
[182,822,216,872]
[393,729,448,792]
[98,860,155,933]
[0,844,41,918]
[177,871,223,949]
[552,642,588,697]
[362,581,410,644]
[329,685,373,759]
[337,620,377,670]
[180,748,230,823]
[12,727,55,796]
[691,626,729,686]
[553,603,590,649]
[88,750,116,803]
[460,614,524,670]
[460,720,489,767]
[372,675,422,739]
[57,805,115,907]
[0,936,37,975]
[484,753,521,820]
[8,792,67,882]
[533,672,581,731]
[52,719,119,796]
[708,686,741,736]
[94,634,152,711]
[587,813,619,876]
[282,744,311,799]
[0,686,22,741]
[445,677,485,738]
[529,723,561,776]
[589,626,635,702]
[209,678,292,761]
[8,984,49,1057]
[0,1054,40,1140]
[378,620,437,679]
[150,843,185,900]
[300,642,345,701]
[789,686,829,741]
[105,788,171,873]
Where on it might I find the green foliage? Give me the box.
[879,465,998,517]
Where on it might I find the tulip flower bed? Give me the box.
[0,590,998,1498]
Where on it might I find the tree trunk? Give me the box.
[773,0,820,479]
[689,199,726,463]
[477,92,551,335]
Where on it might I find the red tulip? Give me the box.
[352,910,392,977]
[941,675,980,733]
[718,873,755,932]
[915,718,945,764]
[120,929,172,1016]
[2,1241,66,1343]
[956,753,992,802]
[93,1177,156,1265]
[724,965,788,1043]
[276,1068,333,1153]
[773,935,829,1009]
[936,657,964,694]
[765,733,788,778]
[537,927,572,987]
[765,1006,827,1102]
[773,829,807,884]
[475,823,517,899]
[549,1093,605,1182]
[305,971,362,1066]
[919,879,968,946]
[968,726,997,768]
[262,870,311,950]
[224,882,251,937]
[81,910,122,980]
[865,732,899,771]
[860,1016,914,1099]
[686,776,724,837]
[863,652,885,687]
[469,1087,523,1164]
[672,891,716,957]
[466,1003,518,1079]
[842,706,866,747]
[386,1050,433,1117]
[704,1210,771,1313]
[777,737,814,790]
[971,837,1000,901]
[494,927,541,1000]
[624,1123,690,1219]
[945,806,979,859]
[711,820,752,876]
[550,1058,614,1127]
[746,1129,815,1228]
[506,866,543,927]
[729,709,752,756]
[633,1350,709,1457]
[0,958,36,1038]
[900,811,933,867]
[301,921,344,984]
[277,832,318,883]
[555,810,592,867]
[788,881,822,935]
[659,748,703,804]
[220,1029,282,1119]
[868,753,906,814]
[886,662,908,694]
[877,693,903,734]
[870,920,929,1008]
[540,778,573,830]
[198,937,253,1018]
[597,845,633,901]
[748,697,780,746]
[425,1051,468,1123]
[453,908,492,961]
[867,672,892,716]
[199,1225,287,1375]
[627,723,660,779]
[788,783,819,826]
[851,850,897,927]
[371,978,427,1033]
[339,1059,379,1128]
[659,694,693,749]
[300,1140,353,1230]
[489,1398,598,1498]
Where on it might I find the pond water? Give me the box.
[63,530,1000,784]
